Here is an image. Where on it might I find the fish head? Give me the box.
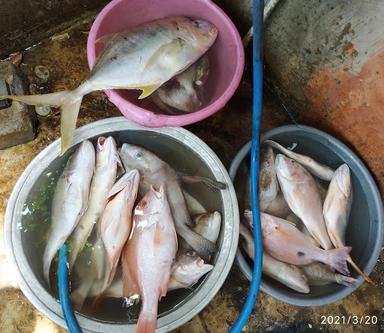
[334,164,352,199]
[275,154,306,181]
[97,136,122,168]
[176,17,218,50]
[173,253,213,285]
[120,143,163,174]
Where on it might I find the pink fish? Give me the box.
[100,169,140,292]
[122,185,178,333]
[261,213,351,275]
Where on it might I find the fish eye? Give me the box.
[135,151,144,159]
[193,20,200,28]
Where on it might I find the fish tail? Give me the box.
[347,256,375,286]
[324,246,351,275]
[335,274,358,288]
[136,310,158,333]
[0,87,86,155]
[178,224,216,261]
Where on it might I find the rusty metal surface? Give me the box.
[264,0,384,196]
[0,4,382,333]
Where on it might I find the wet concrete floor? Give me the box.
[0,17,382,333]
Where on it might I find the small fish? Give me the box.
[43,141,95,284]
[153,55,210,113]
[302,263,357,287]
[183,190,207,216]
[323,164,373,284]
[0,17,218,153]
[239,222,309,293]
[265,140,334,181]
[261,213,351,275]
[122,185,178,333]
[69,137,121,268]
[104,253,212,299]
[275,154,333,250]
[120,144,216,259]
[193,211,221,244]
[259,146,279,207]
[99,169,140,291]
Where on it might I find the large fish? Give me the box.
[69,137,121,268]
[265,140,334,181]
[302,263,357,287]
[104,253,212,299]
[122,185,178,333]
[119,144,216,259]
[275,154,333,250]
[0,17,218,153]
[100,169,140,291]
[323,164,373,284]
[239,222,309,293]
[261,213,351,275]
[152,55,210,113]
[43,140,95,284]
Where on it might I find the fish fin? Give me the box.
[0,91,69,107]
[95,32,120,46]
[335,274,358,288]
[347,256,375,286]
[136,310,158,333]
[179,174,227,190]
[275,225,291,238]
[325,246,351,275]
[144,38,183,72]
[138,84,161,99]
[60,96,83,155]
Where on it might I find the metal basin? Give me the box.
[4,117,239,332]
[229,125,384,306]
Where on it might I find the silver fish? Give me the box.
[0,17,218,153]
[261,213,351,275]
[119,144,216,259]
[43,141,95,284]
[265,140,334,181]
[69,137,121,268]
[239,222,309,293]
[302,263,357,287]
[183,190,207,216]
[193,211,221,244]
[323,164,373,284]
[153,55,210,113]
[275,154,333,250]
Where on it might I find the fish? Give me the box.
[239,222,309,293]
[302,263,357,287]
[99,169,140,291]
[183,190,207,216]
[119,144,216,259]
[122,185,178,333]
[275,154,333,250]
[152,55,210,113]
[0,17,218,153]
[68,137,121,268]
[323,164,373,284]
[261,213,351,275]
[43,140,95,284]
[103,253,212,299]
[193,211,221,244]
[265,140,334,181]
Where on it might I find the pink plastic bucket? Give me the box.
[87,0,245,127]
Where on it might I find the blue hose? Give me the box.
[58,244,82,333]
[229,0,264,332]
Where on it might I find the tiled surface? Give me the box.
[0,18,382,333]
